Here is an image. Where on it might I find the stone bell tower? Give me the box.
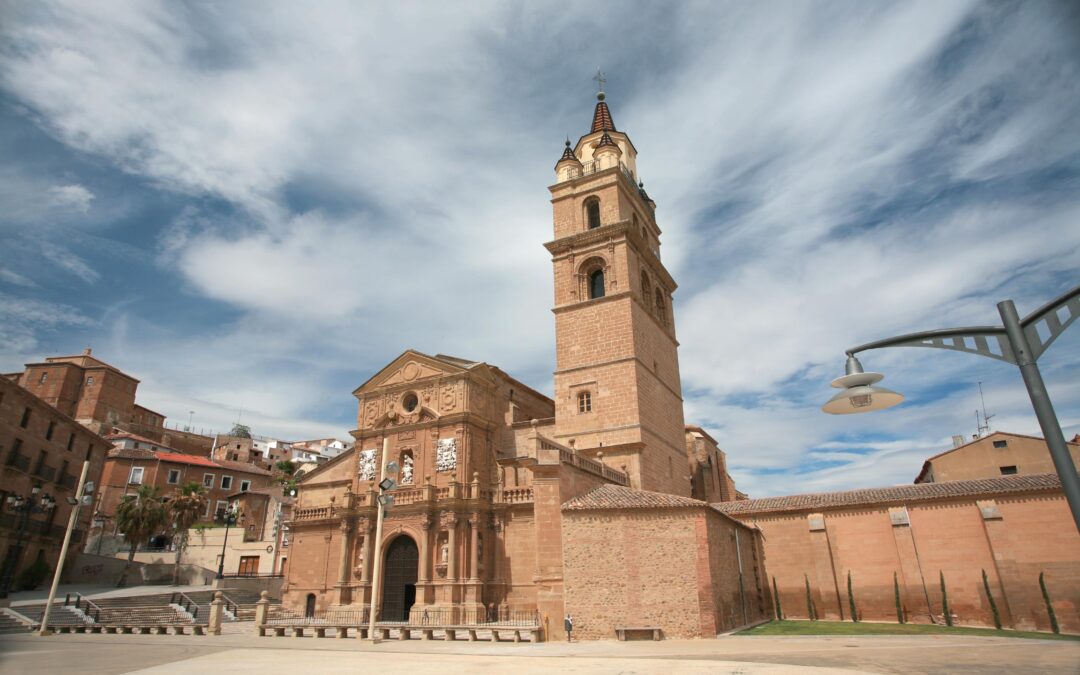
[545,82,690,497]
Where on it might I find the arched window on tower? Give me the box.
[589,269,606,299]
[655,288,667,326]
[585,198,601,230]
[640,270,652,304]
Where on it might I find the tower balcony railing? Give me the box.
[564,160,638,187]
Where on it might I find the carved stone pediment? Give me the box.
[381,360,446,387]
[372,406,438,429]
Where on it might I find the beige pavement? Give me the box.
[1,630,1078,675]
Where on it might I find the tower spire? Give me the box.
[590,69,616,133]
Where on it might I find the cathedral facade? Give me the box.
[280,91,770,640]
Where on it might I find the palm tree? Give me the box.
[168,482,207,586]
[115,484,167,587]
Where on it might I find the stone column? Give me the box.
[468,514,480,582]
[336,519,354,604]
[337,519,353,585]
[209,591,224,636]
[491,514,503,584]
[446,513,459,581]
[418,516,432,583]
[360,519,374,583]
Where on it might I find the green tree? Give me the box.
[939,571,953,626]
[894,572,905,624]
[847,571,859,622]
[772,576,783,620]
[275,460,296,475]
[230,423,252,439]
[982,569,1002,629]
[115,485,167,587]
[804,574,817,621]
[168,482,208,586]
[1040,571,1059,634]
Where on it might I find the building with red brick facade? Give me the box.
[94,445,275,550]
[717,472,1079,633]
[281,91,1079,640]
[281,93,764,640]
[0,376,109,594]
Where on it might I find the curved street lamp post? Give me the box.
[823,284,1080,533]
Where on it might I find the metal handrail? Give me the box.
[170,591,200,620]
[219,592,238,616]
[74,593,102,623]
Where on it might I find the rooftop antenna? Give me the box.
[976,381,995,437]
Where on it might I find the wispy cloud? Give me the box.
[0,1,1076,495]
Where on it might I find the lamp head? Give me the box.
[822,355,904,414]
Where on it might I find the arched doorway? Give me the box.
[380,535,419,622]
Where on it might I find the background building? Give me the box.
[914,431,1080,484]
[0,376,108,594]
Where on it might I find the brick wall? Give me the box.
[731,491,1080,632]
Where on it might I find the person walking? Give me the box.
[564,614,574,642]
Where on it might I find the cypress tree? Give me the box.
[772,576,783,620]
[804,574,817,621]
[894,572,904,624]
[1039,572,1060,634]
[981,569,1001,630]
[847,571,858,622]
[940,571,953,627]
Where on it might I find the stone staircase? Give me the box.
[0,610,31,634]
[9,604,90,628]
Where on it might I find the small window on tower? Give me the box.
[992,440,1007,448]
[585,198,601,229]
[589,269,605,299]
[86,376,94,386]
[577,391,592,413]
[655,289,667,325]
[39,372,48,384]
[999,465,1018,475]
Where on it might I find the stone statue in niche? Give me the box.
[401,454,415,484]
[435,438,457,472]
[440,540,449,564]
[359,449,377,481]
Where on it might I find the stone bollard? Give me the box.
[209,591,224,636]
[253,590,270,635]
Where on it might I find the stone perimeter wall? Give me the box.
[731,491,1080,633]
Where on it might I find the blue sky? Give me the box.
[1,1,1077,497]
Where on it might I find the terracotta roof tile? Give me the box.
[562,484,706,511]
[596,130,616,148]
[712,473,1065,516]
[590,100,616,133]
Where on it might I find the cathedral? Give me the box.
[281,89,770,640]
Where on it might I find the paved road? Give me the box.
[1,631,1077,674]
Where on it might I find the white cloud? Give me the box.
[1,1,1077,495]
[48,183,94,213]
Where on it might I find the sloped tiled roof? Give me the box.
[107,448,272,474]
[591,99,616,133]
[712,473,1064,516]
[562,484,707,511]
[557,139,579,164]
[596,130,616,148]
